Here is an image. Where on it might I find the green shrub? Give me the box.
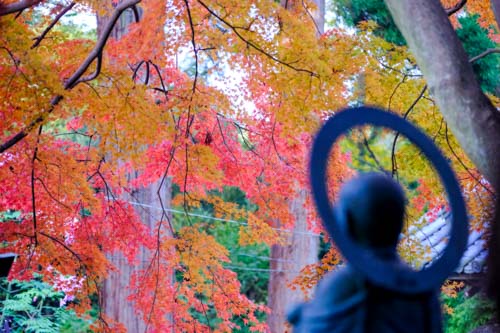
[0,276,94,332]
[443,290,496,333]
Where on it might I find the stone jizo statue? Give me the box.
[288,173,442,332]
[290,106,469,333]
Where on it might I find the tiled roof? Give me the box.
[409,210,487,274]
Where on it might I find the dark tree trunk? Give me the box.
[384,0,500,186]
[384,0,500,320]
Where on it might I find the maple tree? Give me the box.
[1,0,498,331]
[0,0,351,331]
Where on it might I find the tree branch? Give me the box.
[0,0,41,16]
[0,0,142,155]
[131,4,140,22]
[65,0,141,89]
[0,95,62,154]
[197,0,319,77]
[391,85,427,177]
[39,231,86,267]
[32,2,76,48]
[469,48,500,63]
[30,125,43,246]
[183,0,199,93]
[384,0,500,185]
[76,51,103,84]
[444,124,494,196]
[445,0,467,16]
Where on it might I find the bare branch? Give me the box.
[31,125,43,246]
[444,124,494,195]
[361,131,385,172]
[445,0,467,16]
[0,0,41,16]
[271,119,285,163]
[65,0,141,89]
[183,0,199,93]
[32,2,76,48]
[0,46,21,67]
[469,48,500,63]
[391,85,427,177]
[387,74,408,111]
[149,61,170,100]
[301,0,321,36]
[75,51,103,84]
[131,60,145,81]
[14,9,24,18]
[35,177,72,209]
[144,61,150,85]
[216,116,238,162]
[131,4,140,22]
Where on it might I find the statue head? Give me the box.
[336,172,406,249]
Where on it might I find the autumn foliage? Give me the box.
[0,0,496,331]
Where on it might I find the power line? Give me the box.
[223,265,299,273]
[126,200,323,238]
[235,253,293,263]
[106,256,298,273]
[107,253,293,263]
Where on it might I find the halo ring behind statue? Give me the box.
[310,106,468,294]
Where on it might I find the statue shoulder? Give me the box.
[316,265,364,304]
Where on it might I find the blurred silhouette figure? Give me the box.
[288,173,442,333]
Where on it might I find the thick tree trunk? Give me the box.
[267,190,320,333]
[102,180,172,332]
[383,0,500,186]
[384,0,500,320]
[98,7,174,332]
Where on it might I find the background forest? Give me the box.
[1,0,499,332]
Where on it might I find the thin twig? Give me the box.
[31,125,43,246]
[391,85,427,177]
[39,231,86,266]
[216,116,238,162]
[197,0,318,77]
[35,177,72,210]
[32,2,76,48]
[301,0,321,35]
[387,74,407,111]
[445,124,495,196]
[183,0,199,93]
[361,130,385,172]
